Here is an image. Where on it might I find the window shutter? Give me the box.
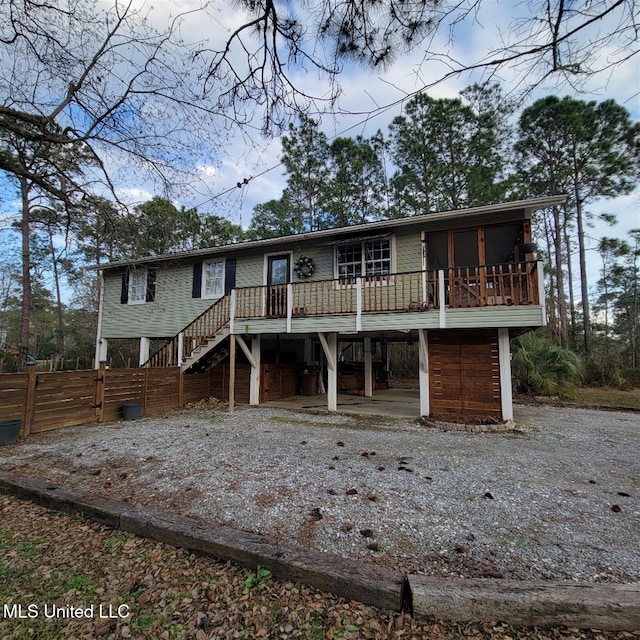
[224,259,236,294]
[120,270,129,304]
[192,263,202,298]
[146,268,157,302]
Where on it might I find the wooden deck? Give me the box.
[145,261,543,368]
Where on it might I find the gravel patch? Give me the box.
[1,403,638,583]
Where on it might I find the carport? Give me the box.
[262,387,421,419]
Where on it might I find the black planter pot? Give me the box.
[121,403,143,421]
[0,420,21,445]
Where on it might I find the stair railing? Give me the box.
[143,293,232,367]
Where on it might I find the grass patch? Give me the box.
[104,534,127,553]
[573,386,640,409]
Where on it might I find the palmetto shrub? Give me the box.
[512,331,583,398]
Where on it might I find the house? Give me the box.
[93,195,564,421]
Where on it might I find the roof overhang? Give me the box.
[89,195,567,271]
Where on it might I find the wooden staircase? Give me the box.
[143,293,232,371]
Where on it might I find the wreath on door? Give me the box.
[294,255,315,279]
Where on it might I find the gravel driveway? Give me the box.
[1,403,638,583]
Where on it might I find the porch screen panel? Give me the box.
[425,233,448,270]
[453,231,478,267]
[484,224,521,265]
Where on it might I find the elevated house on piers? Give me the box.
[93,195,563,421]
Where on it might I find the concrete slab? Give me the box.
[264,387,421,418]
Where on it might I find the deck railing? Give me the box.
[446,261,539,308]
[144,261,540,367]
[230,263,538,319]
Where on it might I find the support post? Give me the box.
[438,269,446,328]
[95,338,108,369]
[229,289,236,335]
[363,337,373,397]
[228,334,236,413]
[286,283,293,333]
[356,277,363,332]
[177,332,184,366]
[93,272,105,369]
[94,362,106,423]
[22,364,37,438]
[178,368,184,408]
[498,328,513,421]
[418,329,430,417]
[139,337,150,367]
[235,335,260,405]
[318,332,338,411]
[250,335,261,405]
[537,260,547,325]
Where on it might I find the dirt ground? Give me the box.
[3,494,639,639]
[0,402,638,585]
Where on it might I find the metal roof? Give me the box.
[90,194,566,270]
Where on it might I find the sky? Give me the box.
[1,0,639,301]
[148,0,639,250]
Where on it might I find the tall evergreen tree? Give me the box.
[388,85,511,216]
[517,96,640,354]
[281,116,330,232]
[324,134,386,227]
[247,195,300,239]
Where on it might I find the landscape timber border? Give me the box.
[0,470,638,632]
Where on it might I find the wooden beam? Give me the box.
[438,270,446,328]
[286,284,293,333]
[235,335,257,369]
[22,364,37,438]
[363,337,373,397]
[228,335,236,413]
[318,332,338,411]
[410,574,640,631]
[317,332,336,371]
[418,329,429,417]
[178,367,184,409]
[250,336,261,406]
[356,278,363,332]
[498,328,513,421]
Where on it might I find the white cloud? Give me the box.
[89,1,640,243]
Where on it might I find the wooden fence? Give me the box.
[0,365,213,439]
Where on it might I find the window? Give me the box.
[337,243,362,281]
[336,236,392,283]
[202,259,225,298]
[128,268,148,305]
[121,267,156,305]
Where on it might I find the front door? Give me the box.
[266,254,290,317]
